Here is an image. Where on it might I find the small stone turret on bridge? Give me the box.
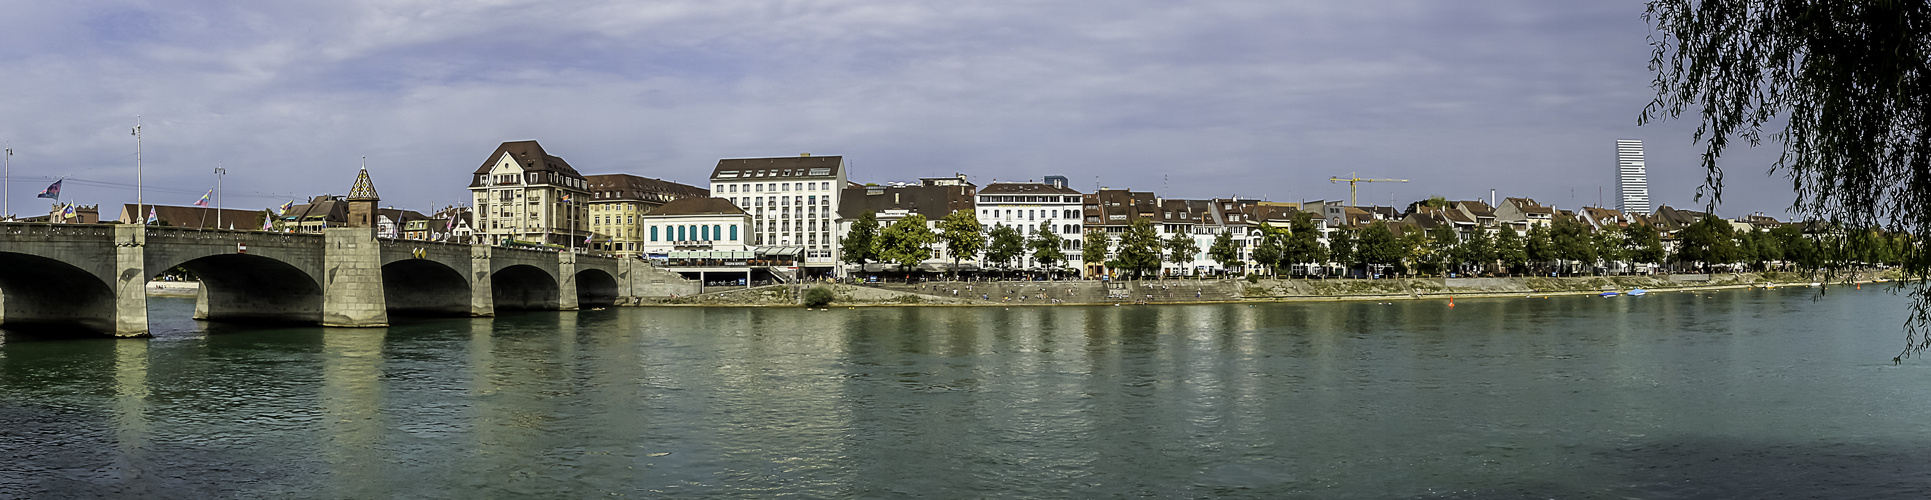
[0,222,693,337]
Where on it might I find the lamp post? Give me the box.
[133,116,143,226]
[4,140,11,220]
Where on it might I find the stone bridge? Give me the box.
[0,223,693,337]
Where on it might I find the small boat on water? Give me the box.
[1599,291,1620,297]
[1627,289,1647,296]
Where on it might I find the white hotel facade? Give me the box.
[708,155,848,278]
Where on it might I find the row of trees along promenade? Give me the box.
[832,208,1909,281]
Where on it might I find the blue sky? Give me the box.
[0,0,1795,219]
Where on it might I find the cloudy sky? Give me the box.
[0,0,1797,220]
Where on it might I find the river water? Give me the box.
[1,287,1927,498]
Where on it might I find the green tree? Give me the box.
[1398,230,1429,276]
[1112,218,1163,279]
[877,214,937,273]
[1753,226,1785,269]
[985,225,1026,273]
[1082,229,1111,278]
[1495,227,1528,275]
[1281,212,1328,277]
[1643,1,1931,355]
[1163,231,1199,278]
[1525,225,1555,275]
[936,210,985,279]
[1328,228,1357,277]
[1356,222,1401,277]
[1550,217,1597,275]
[1673,216,1736,272]
[1029,220,1067,276]
[1427,226,1459,276]
[1208,230,1241,277]
[1461,228,1495,275]
[1595,225,1627,273]
[1733,227,1761,271]
[1250,223,1284,277]
[840,211,881,273]
[1626,223,1666,267]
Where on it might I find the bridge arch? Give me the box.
[382,259,470,316]
[161,254,323,324]
[492,264,559,311]
[576,269,618,308]
[0,252,117,334]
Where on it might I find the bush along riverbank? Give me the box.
[635,270,1909,307]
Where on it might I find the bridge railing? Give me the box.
[0,222,116,238]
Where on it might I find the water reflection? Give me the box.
[2,290,1928,498]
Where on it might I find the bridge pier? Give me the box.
[558,252,578,311]
[114,225,150,337]
[469,244,494,317]
[321,228,388,327]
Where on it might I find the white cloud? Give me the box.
[0,0,1802,219]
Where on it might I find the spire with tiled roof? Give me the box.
[348,163,379,202]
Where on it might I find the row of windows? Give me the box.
[730,196,828,207]
[718,181,833,193]
[981,208,1078,221]
[980,195,1079,204]
[650,224,739,242]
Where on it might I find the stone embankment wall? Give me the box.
[146,281,200,297]
[644,270,1906,307]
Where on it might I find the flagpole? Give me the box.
[214,163,225,230]
[134,116,143,226]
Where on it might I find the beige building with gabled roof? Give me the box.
[468,140,590,247]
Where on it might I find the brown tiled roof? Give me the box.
[979,182,1081,195]
[711,156,844,180]
[120,204,271,229]
[838,184,973,220]
[1505,197,1555,215]
[587,174,709,203]
[283,195,348,222]
[470,141,583,182]
[644,197,746,217]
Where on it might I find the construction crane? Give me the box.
[1329,173,1409,207]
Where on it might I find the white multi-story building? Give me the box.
[975,177,1084,269]
[1616,139,1651,215]
[468,140,590,247]
[709,154,847,278]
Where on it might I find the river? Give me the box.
[1,287,1927,498]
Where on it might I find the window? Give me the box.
[651,226,658,241]
[713,224,721,241]
[730,225,738,240]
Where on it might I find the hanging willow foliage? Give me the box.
[1642,0,1931,359]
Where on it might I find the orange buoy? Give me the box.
[1448,296,1455,308]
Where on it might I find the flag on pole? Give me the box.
[37,179,61,200]
[61,204,76,219]
[146,207,158,224]
[585,234,593,244]
[279,200,294,215]
[262,211,273,231]
[193,189,212,207]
